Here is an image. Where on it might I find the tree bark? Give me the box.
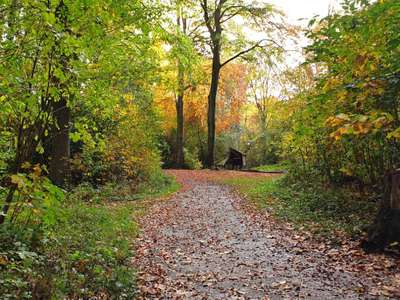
[363,169,400,252]
[173,10,188,169]
[48,0,71,187]
[389,170,400,209]
[259,114,268,163]
[175,92,185,168]
[206,51,221,167]
[49,97,70,187]
[201,0,264,167]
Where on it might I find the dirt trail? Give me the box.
[134,170,393,299]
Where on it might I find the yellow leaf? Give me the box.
[11,174,26,188]
[21,162,31,169]
[33,164,42,177]
[340,167,353,176]
[387,128,400,140]
[0,256,7,265]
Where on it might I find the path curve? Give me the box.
[133,170,387,299]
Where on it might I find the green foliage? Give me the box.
[0,201,137,299]
[102,100,163,183]
[0,3,180,296]
[161,126,206,170]
[47,199,138,299]
[0,165,64,226]
[69,172,179,203]
[0,175,178,299]
[0,0,168,220]
[183,148,203,170]
[253,163,288,172]
[283,0,400,188]
[243,127,284,167]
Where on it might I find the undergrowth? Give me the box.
[252,163,288,172]
[222,175,377,239]
[0,173,178,299]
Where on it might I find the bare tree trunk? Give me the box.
[363,169,400,252]
[206,49,221,167]
[173,10,188,169]
[389,171,400,209]
[49,97,70,187]
[175,92,185,168]
[259,114,268,163]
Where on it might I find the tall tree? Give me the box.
[164,0,203,168]
[0,0,158,223]
[199,0,282,167]
[174,4,190,168]
[48,0,72,186]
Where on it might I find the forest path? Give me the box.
[133,170,379,299]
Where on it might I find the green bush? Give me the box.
[0,174,178,299]
[0,196,138,299]
[183,148,203,170]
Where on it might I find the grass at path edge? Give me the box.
[220,175,376,240]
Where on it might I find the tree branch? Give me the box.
[221,40,265,68]
[200,0,214,35]
[220,8,245,24]
[220,5,245,22]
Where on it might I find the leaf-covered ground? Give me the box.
[133,170,400,299]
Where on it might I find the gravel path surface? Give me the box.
[133,171,387,299]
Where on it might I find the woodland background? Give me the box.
[0,0,399,298]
